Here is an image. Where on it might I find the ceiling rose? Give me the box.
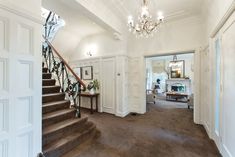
[127,0,164,38]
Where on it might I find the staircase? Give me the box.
[42,66,97,157]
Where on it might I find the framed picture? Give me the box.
[73,67,82,78]
[82,66,93,80]
[169,60,185,78]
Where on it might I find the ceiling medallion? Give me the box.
[127,0,164,38]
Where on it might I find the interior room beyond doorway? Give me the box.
[145,53,195,110]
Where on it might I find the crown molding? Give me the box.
[210,1,235,38]
[0,2,43,24]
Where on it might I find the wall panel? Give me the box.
[0,58,8,92]
[0,16,8,52]
[15,97,33,131]
[0,100,8,134]
[16,61,33,91]
[221,12,235,157]
[0,6,42,156]
[16,23,33,55]
[0,140,8,157]
[16,133,33,157]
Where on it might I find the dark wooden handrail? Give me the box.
[44,38,86,89]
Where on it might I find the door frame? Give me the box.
[211,36,223,150]
[142,49,201,124]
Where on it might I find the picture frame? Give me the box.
[73,67,82,78]
[82,66,93,80]
[169,60,185,78]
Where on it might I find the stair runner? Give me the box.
[42,67,98,157]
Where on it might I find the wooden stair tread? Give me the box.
[43,117,88,136]
[43,86,61,95]
[43,100,69,107]
[43,108,75,120]
[43,85,60,89]
[43,123,96,153]
[42,63,97,156]
[42,92,65,97]
[42,73,51,76]
[42,79,56,86]
[42,79,55,81]
[42,67,48,73]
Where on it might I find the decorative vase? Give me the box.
[89,88,95,94]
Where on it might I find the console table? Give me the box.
[78,92,99,114]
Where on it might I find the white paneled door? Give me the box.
[101,58,115,114]
[221,12,235,157]
[0,8,42,157]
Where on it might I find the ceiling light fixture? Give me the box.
[127,0,164,38]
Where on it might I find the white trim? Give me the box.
[210,1,235,38]
[143,48,196,58]
[0,2,43,24]
[115,110,130,118]
[223,144,233,157]
[69,53,128,63]
[204,123,211,138]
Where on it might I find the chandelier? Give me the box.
[127,0,164,38]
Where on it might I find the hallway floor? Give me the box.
[63,103,221,157]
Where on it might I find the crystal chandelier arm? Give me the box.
[127,0,164,37]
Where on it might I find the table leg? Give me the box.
[90,97,93,114]
[96,96,98,112]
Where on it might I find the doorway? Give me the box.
[145,52,195,111]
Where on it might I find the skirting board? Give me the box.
[223,144,233,157]
[211,1,235,38]
[115,111,130,118]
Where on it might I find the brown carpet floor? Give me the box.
[63,102,221,157]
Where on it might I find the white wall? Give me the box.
[200,1,235,157]
[67,15,204,117]
[52,29,81,59]
[0,0,41,17]
[128,16,205,57]
[0,1,42,156]
[69,55,129,117]
[75,0,124,33]
[127,16,203,117]
[202,0,235,39]
[70,33,127,60]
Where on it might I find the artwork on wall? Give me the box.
[169,60,185,78]
[82,66,93,80]
[73,67,82,78]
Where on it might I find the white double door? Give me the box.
[0,7,42,157]
[101,57,116,114]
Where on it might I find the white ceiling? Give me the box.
[42,0,204,39]
[102,0,203,22]
[42,0,105,38]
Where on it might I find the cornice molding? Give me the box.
[210,1,235,38]
[164,14,203,25]
[0,2,43,24]
[69,53,129,63]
